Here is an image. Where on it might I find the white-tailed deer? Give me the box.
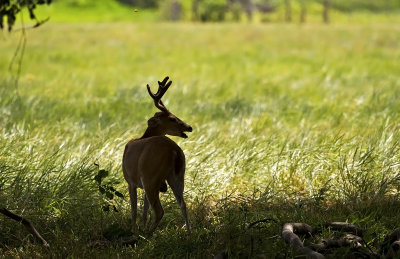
[122,76,192,235]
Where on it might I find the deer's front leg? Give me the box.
[128,184,138,234]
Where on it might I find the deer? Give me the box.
[122,76,192,236]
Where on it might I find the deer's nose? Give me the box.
[187,126,193,132]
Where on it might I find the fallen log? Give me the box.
[384,228,400,245]
[310,233,363,251]
[324,222,366,237]
[380,228,400,258]
[282,223,325,259]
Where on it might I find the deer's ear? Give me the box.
[148,117,161,128]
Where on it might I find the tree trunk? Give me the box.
[192,0,199,21]
[171,1,182,21]
[300,1,307,23]
[242,0,254,22]
[323,0,330,24]
[285,0,292,22]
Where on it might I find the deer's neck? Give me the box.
[140,127,165,139]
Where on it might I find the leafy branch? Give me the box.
[1,0,51,32]
[94,168,125,213]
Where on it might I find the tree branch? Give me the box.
[0,208,50,248]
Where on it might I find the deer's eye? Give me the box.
[169,117,177,122]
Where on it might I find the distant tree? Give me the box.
[160,0,182,21]
[197,0,226,22]
[170,1,182,21]
[116,0,158,8]
[0,0,51,31]
[323,0,330,23]
[192,0,199,20]
[227,1,242,21]
[299,0,307,23]
[240,0,255,21]
[254,0,275,13]
[329,0,400,13]
[284,0,291,22]
[254,0,275,22]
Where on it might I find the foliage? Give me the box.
[329,0,400,12]
[116,0,158,8]
[198,0,227,21]
[94,167,125,212]
[159,0,184,21]
[0,14,400,258]
[0,0,51,31]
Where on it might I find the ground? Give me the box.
[0,5,400,257]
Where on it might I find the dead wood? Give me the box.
[214,250,228,259]
[392,240,400,251]
[282,223,325,259]
[324,222,366,236]
[384,228,400,244]
[0,208,50,248]
[280,221,388,258]
[380,228,400,258]
[310,234,363,251]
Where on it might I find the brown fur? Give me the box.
[123,77,192,235]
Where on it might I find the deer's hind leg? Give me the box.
[144,185,164,233]
[167,175,190,234]
[128,183,138,234]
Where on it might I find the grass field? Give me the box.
[1,5,400,257]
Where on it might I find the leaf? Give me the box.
[94,169,109,184]
[94,175,101,184]
[99,186,105,194]
[98,169,109,179]
[7,12,16,32]
[115,191,124,199]
[28,6,36,19]
[106,191,114,200]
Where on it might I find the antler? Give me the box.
[147,76,172,113]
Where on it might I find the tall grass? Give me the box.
[1,21,400,257]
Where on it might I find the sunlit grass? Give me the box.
[1,21,400,257]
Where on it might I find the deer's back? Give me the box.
[123,136,185,188]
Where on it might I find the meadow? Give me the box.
[1,4,400,257]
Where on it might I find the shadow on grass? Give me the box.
[2,193,400,258]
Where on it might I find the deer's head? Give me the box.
[146,77,192,138]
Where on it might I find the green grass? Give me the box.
[15,0,400,24]
[1,17,400,258]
